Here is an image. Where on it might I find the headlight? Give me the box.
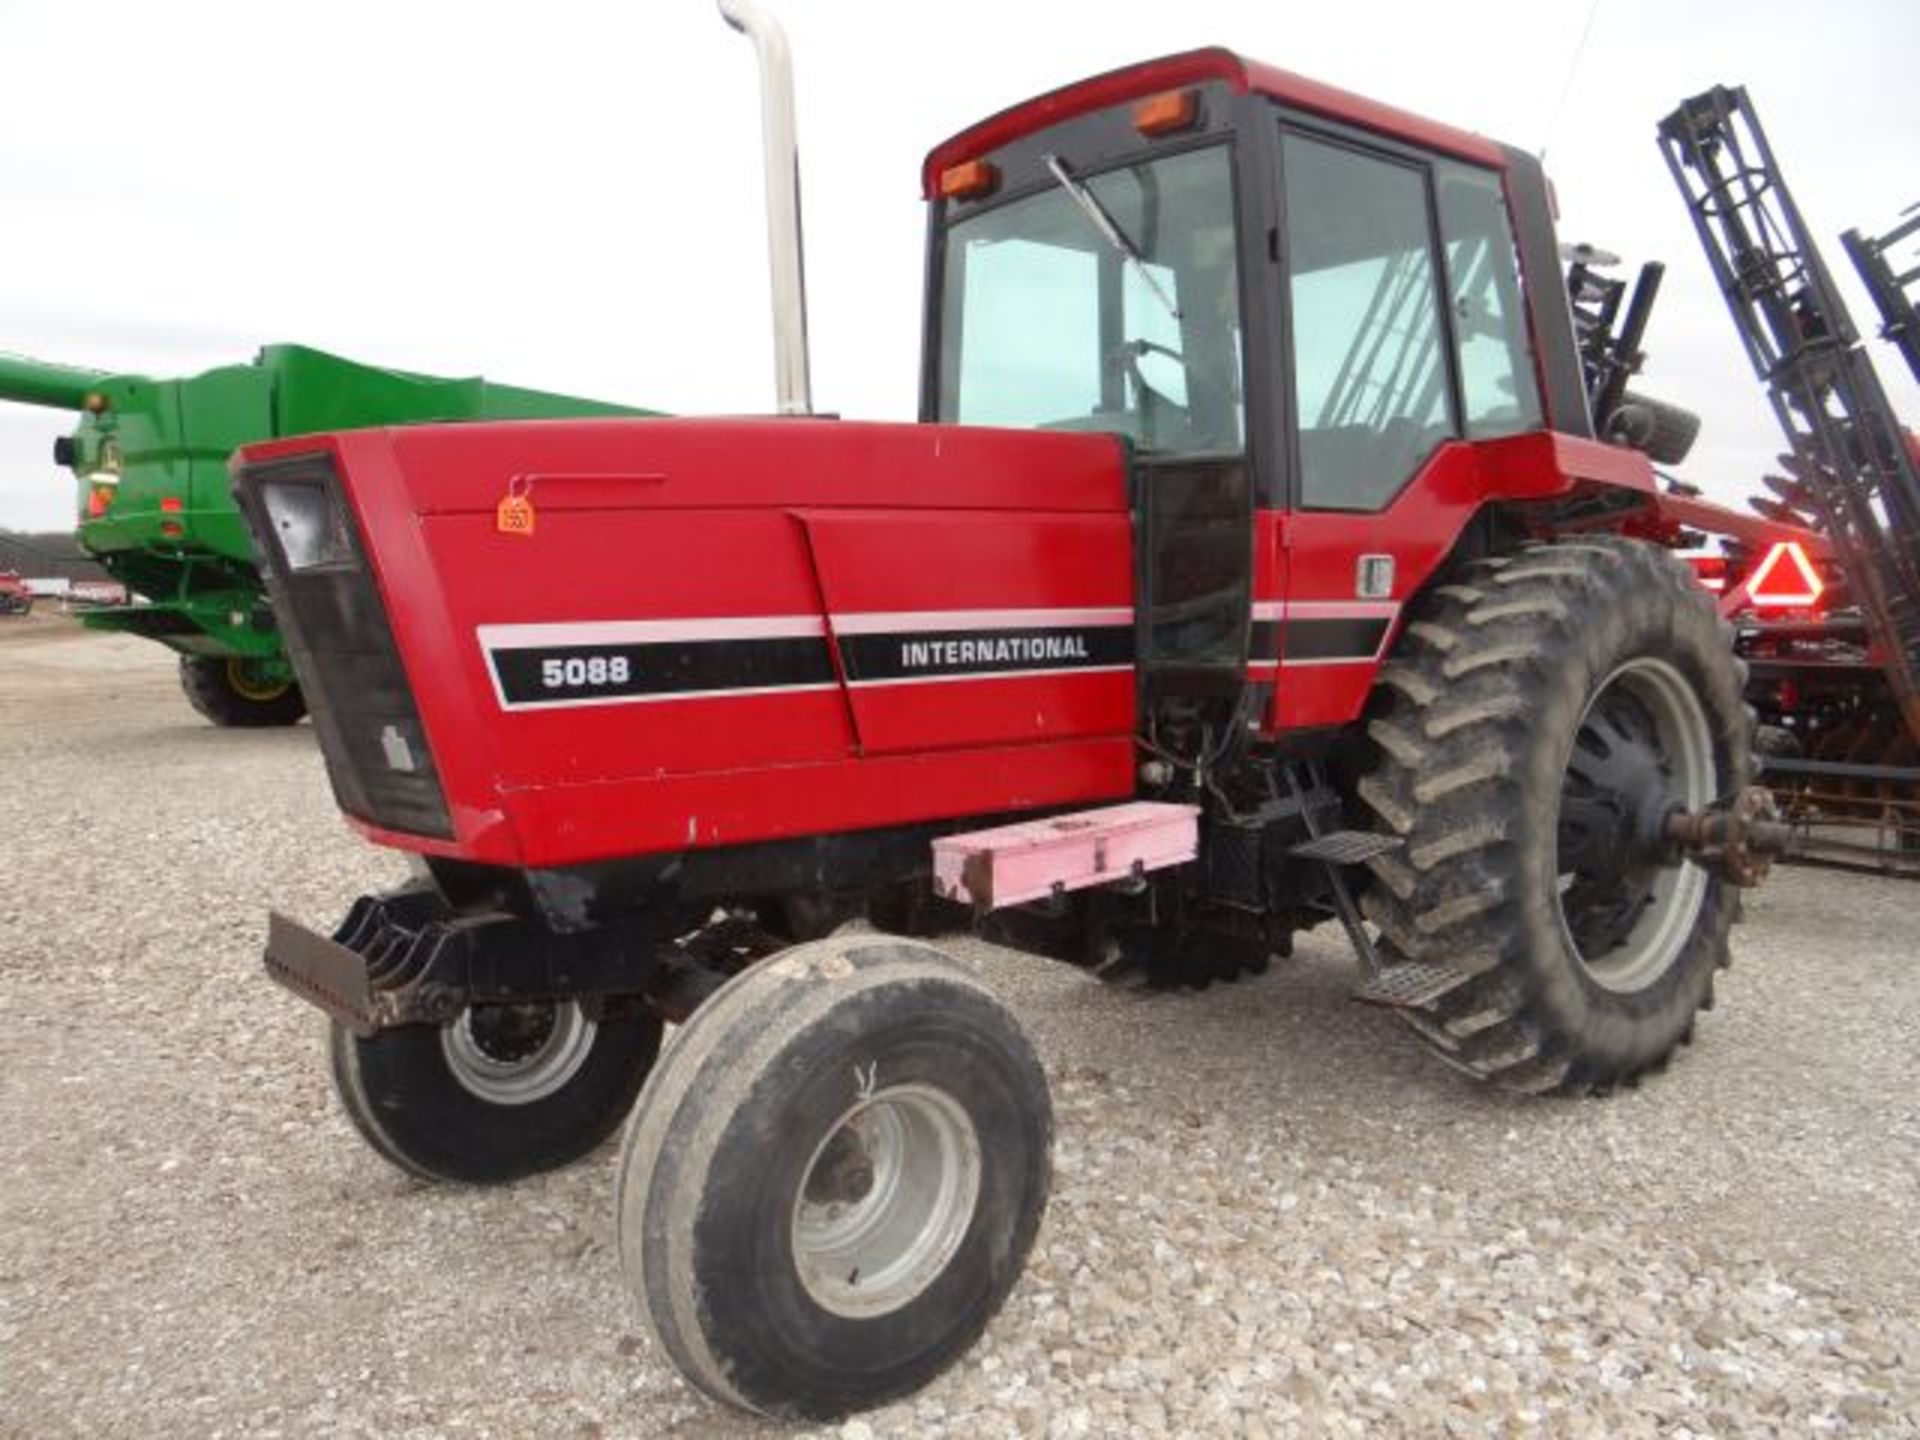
[259,478,354,571]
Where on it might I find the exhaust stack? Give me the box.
[718,0,813,416]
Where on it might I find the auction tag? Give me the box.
[497,477,536,537]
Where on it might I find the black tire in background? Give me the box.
[179,655,307,727]
[616,937,1052,1421]
[1356,537,1751,1094]
[329,1003,662,1184]
[1609,389,1702,467]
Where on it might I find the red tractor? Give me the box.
[238,12,1797,1422]
[0,570,31,616]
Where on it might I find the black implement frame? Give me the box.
[1659,85,1920,750]
[1842,205,1920,386]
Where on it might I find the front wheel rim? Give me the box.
[791,1083,983,1319]
[1555,657,1716,993]
[440,1001,597,1105]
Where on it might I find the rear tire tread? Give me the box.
[1357,537,1750,1095]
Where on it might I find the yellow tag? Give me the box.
[496,490,535,537]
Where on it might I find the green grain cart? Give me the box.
[0,345,649,724]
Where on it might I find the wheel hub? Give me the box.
[467,1003,557,1065]
[1553,658,1715,992]
[225,656,294,703]
[791,1083,982,1319]
[1558,686,1678,955]
[439,1001,598,1105]
[803,1126,878,1208]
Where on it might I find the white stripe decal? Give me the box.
[478,615,825,647]
[479,609,1138,647]
[482,681,842,714]
[830,606,1134,635]
[1280,654,1382,669]
[1286,600,1400,621]
[1250,600,1402,621]
[846,663,1135,690]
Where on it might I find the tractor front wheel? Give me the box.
[328,1002,662,1184]
[615,936,1051,1421]
[179,655,307,727]
[1357,537,1751,1094]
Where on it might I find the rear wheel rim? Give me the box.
[440,1001,597,1105]
[1555,657,1715,993]
[791,1083,982,1319]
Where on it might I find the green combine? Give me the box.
[0,345,649,724]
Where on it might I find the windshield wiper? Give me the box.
[1042,153,1182,322]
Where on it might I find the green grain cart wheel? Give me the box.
[179,655,307,727]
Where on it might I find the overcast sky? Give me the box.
[2,0,1915,532]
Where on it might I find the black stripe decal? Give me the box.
[1250,620,1281,660]
[1281,618,1390,661]
[839,625,1135,683]
[486,623,1139,709]
[490,637,834,707]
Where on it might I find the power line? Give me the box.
[1540,0,1606,165]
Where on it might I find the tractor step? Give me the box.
[1288,829,1400,865]
[1350,960,1474,1010]
[932,801,1200,911]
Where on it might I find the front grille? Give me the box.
[233,454,453,839]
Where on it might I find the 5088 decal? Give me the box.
[541,654,631,688]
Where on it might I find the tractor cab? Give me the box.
[920,50,1592,729]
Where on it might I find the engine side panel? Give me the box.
[798,509,1136,755]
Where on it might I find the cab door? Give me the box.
[1271,123,1545,731]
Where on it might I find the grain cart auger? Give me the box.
[0,346,650,726]
[239,9,1792,1421]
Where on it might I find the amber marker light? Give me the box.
[1133,89,1199,136]
[938,159,999,200]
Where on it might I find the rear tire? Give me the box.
[329,1002,662,1184]
[1356,537,1751,1094]
[179,655,307,727]
[615,937,1051,1421]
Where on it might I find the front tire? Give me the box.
[329,1002,662,1184]
[615,937,1052,1421]
[179,655,307,727]
[1356,537,1751,1094]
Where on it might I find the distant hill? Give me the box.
[0,530,110,582]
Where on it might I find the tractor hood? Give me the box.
[233,418,1140,868]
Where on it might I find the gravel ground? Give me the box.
[2,615,1916,1438]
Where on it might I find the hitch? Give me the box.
[1664,786,1794,887]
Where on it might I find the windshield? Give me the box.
[936,145,1244,454]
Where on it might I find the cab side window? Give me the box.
[1436,164,1544,438]
[1282,130,1456,511]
